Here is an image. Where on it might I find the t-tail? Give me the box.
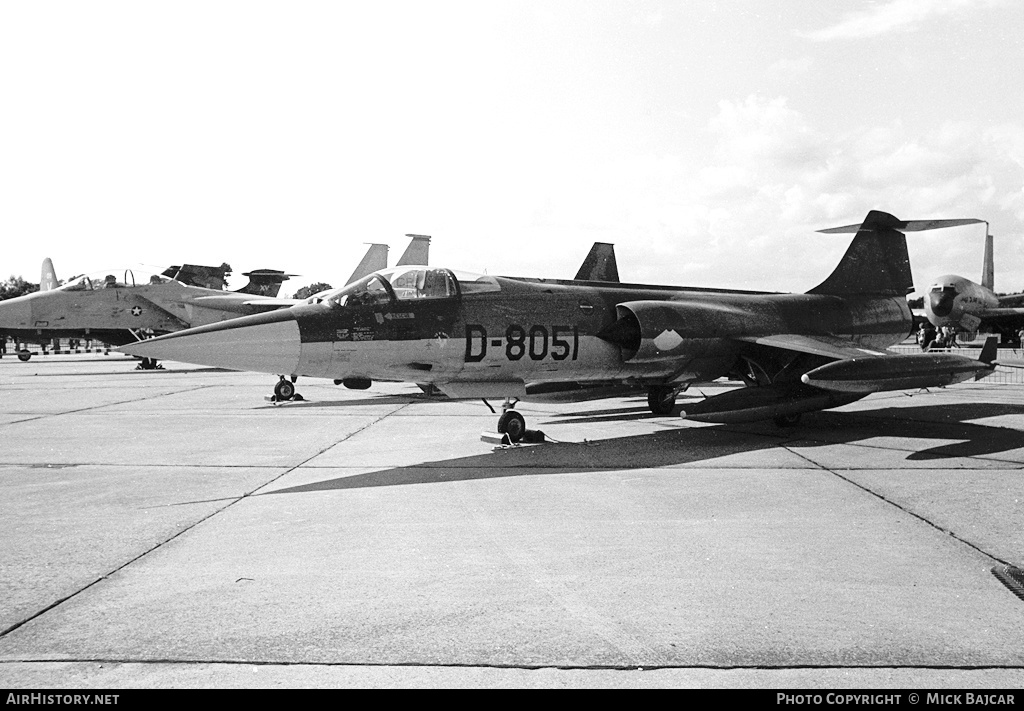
[40,258,58,291]
[810,211,983,297]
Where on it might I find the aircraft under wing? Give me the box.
[124,293,192,331]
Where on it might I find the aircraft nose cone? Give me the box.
[929,287,957,318]
[119,309,301,375]
[0,293,33,329]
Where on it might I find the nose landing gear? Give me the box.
[271,375,303,402]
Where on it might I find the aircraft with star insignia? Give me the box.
[120,211,1002,439]
[0,236,433,365]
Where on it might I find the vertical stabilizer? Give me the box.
[397,234,431,266]
[574,242,620,282]
[346,243,389,285]
[982,230,994,291]
[810,212,982,297]
[809,211,913,296]
[40,258,58,291]
[236,269,292,297]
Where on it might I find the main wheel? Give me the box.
[274,379,296,401]
[17,350,31,362]
[647,386,677,415]
[497,410,527,443]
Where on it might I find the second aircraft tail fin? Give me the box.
[40,258,58,291]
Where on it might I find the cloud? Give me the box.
[528,95,1024,291]
[766,56,814,81]
[802,0,1006,42]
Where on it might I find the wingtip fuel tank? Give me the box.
[800,343,997,393]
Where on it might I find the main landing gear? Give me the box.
[271,375,303,402]
[646,384,687,415]
[135,357,164,370]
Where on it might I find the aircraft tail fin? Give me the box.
[236,269,293,297]
[346,243,389,285]
[574,242,620,282]
[397,234,431,266]
[982,229,994,291]
[809,212,982,297]
[40,258,58,291]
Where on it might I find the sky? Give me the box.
[2,0,1023,297]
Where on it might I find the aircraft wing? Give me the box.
[733,333,891,360]
[126,293,192,330]
[241,297,302,307]
[975,307,1024,321]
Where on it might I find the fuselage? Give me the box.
[122,267,913,399]
[0,271,286,346]
[924,274,999,331]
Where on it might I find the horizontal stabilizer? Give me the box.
[818,218,983,234]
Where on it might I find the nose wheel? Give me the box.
[497,409,527,443]
[272,376,303,402]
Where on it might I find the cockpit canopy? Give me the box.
[59,268,174,291]
[309,267,500,307]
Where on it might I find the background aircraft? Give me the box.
[122,211,998,440]
[0,235,433,364]
[923,227,1024,342]
[0,261,295,363]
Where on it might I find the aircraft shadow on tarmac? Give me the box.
[262,400,1024,497]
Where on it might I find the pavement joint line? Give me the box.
[245,403,412,496]
[2,659,1024,671]
[783,446,1016,569]
[0,405,408,641]
[0,384,218,429]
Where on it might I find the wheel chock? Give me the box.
[480,431,510,445]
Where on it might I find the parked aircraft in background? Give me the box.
[122,211,998,439]
[923,227,1024,343]
[342,234,432,286]
[0,235,434,363]
[0,262,296,363]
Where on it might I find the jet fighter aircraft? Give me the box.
[120,211,998,439]
[0,262,297,362]
[0,235,428,363]
[923,228,1024,342]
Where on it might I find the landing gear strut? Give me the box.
[496,398,526,443]
[272,375,303,402]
